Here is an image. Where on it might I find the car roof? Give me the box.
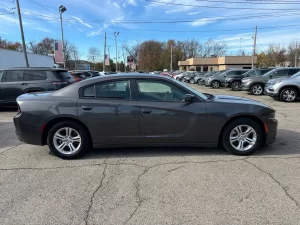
[6,67,68,71]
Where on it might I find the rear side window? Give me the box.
[235,71,245,75]
[225,71,236,77]
[260,69,272,75]
[23,71,47,81]
[4,70,23,82]
[83,80,130,99]
[54,71,75,81]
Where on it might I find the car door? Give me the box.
[0,70,24,103]
[133,79,207,144]
[77,79,139,146]
[272,69,288,79]
[23,70,48,92]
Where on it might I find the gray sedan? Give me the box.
[14,74,278,159]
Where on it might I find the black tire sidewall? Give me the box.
[231,81,241,91]
[280,88,297,102]
[251,84,263,95]
[47,121,90,159]
[222,118,263,155]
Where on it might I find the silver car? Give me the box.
[241,67,300,95]
[206,70,247,88]
[265,71,300,102]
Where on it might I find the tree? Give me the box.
[28,37,55,55]
[0,37,23,51]
[87,47,101,63]
[64,40,77,69]
[123,43,140,67]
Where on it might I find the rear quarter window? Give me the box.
[24,71,47,81]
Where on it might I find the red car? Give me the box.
[69,71,86,82]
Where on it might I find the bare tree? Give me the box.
[123,43,140,66]
[64,40,77,69]
[87,47,101,62]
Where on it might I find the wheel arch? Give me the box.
[42,117,92,146]
[218,115,266,148]
[278,85,300,96]
[250,82,265,89]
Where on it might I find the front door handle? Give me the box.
[82,106,92,110]
[142,110,152,114]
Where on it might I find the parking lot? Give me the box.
[1,85,300,225]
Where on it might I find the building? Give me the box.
[178,56,256,71]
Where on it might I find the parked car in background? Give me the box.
[188,72,206,84]
[182,71,198,83]
[69,71,86,82]
[194,72,210,84]
[14,73,277,159]
[225,68,272,91]
[265,71,300,102]
[241,67,300,95]
[72,70,100,79]
[0,67,75,105]
[174,71,188,81]
[205,70,248,88]
[198,71,219,85]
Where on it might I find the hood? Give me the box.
[243,75,268,82]
[267,77,288,83]
[212,94,272,109]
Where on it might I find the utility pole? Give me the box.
[59,5,67,69]
[114,32,119,72]
[122,47,126,72]
[295,41,298,67]
[240,38,242,54]
[108,46,111,72]
[103,33,106,72]
[252,26,257,69]
[170,44,173,71]
[16,0,29,67]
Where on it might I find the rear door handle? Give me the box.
[82,106,92,110]
[142,110,152,114]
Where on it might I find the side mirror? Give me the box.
[269,75,273,79]
[184,94,194,103]
[246,74,249,77]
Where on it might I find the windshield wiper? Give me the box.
[203,93,215,100]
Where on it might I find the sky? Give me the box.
[1,0,300,60]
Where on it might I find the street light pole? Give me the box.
[59,5,67,69]
[114,32,119,72]
[240,38,242,54]
[108,46,111,72]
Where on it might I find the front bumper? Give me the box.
[205,80,212,86]
[241,81,251,91]
[265,118,278,145]
[264,86,279,97]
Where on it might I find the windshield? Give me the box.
[172,78,208,100]
[291,71,300,78]
[263,69,277,77]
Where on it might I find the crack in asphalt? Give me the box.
[125,167,149,224]
[244,159,300,209]
[0,143,22,156]
[84,158,108,225]
[167,165,186,172]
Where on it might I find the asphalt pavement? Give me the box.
[0,85,300,225]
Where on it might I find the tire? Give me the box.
[280,88,298,102]
[211,80,220,89]
[222,118,263,156]
[190,79,195,84]
[251,84,264,95]
[197,79,202,85]
[47,121,91,159]
[176,77,180,80]
[231,81,241,91]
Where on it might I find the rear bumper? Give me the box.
[14,113,44,146]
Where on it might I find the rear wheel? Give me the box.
[211,80,220,88]
[280,88,298,102]
[231,81,241,91]
[251,84,264,95]
[222,118,263,155]
[47,121,91,159]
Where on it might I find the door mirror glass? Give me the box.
[184,94,194,103]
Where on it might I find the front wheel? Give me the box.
[211,80,220,89]
[47,121,91,159]
[251,84,264,95]
[190,79,195,84]
[231,81,241,91]
[280,88,298,102]
[222,118,263,155]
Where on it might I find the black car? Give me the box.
[14,73,277,159]
[225,68,272,91]
[0,67,75,105]
[187,72,206,84]
[182,72,198,83]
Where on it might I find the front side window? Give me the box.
[136,80,187,102]
[4,70,23,82]
[274,69,288,77]
[224,71,236,77]
[0,71,4,81]
[83,80,130,99]
[288,69,300,76]
[23,71,47,81]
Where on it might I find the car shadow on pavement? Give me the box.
[83,129,300,159]
[0,106,17,112]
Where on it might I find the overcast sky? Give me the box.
[1,0,300,59]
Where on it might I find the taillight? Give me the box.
[17,105,21,113]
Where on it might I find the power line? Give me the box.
[146,0,300,10]
[196,0,300,4]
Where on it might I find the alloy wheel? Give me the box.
[53,127,82,155]
[229,125,257,151]
[251,85,263,95]
[212,81,220,88]
[231,82,241,91]
[282,90,296,102]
